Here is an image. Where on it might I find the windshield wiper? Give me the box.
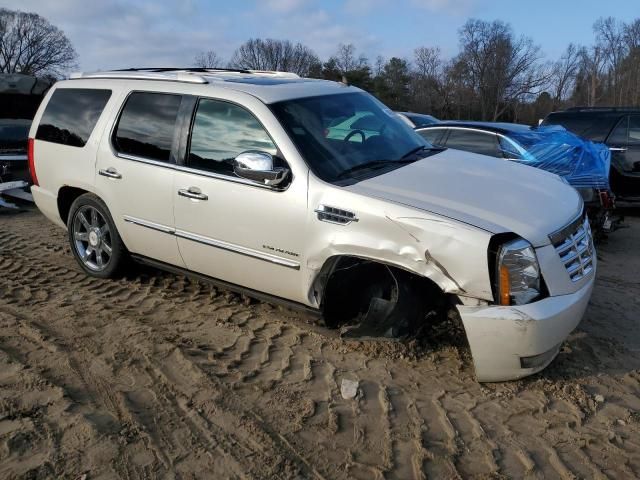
[335,159,416,180]
[400,145,444,159]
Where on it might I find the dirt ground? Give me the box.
[0,208,639,480]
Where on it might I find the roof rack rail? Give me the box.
[565,106,640,112]
[69,70,210,84]
[69,67,301,84]
[114,67,254,74]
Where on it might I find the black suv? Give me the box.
[0,74,51,185]
[542,107,640,200]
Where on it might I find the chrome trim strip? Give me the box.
[0,154,28,161]
[114,152,284,191]
[122,215,300,270]
[123,215,175,234]
[175,229,300,270]
[548,208,585,245]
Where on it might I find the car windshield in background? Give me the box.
[0,119,31,152]
[405,113,439,127]
[270,92,433,183]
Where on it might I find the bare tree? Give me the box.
[229,38,321,76]
[414,46,441,79]
[456,19,548,120]
[194,50,223,69]
[594,17,627,104]
[550,43,580,106]
[331,43,369,74]
[0,8,77,77]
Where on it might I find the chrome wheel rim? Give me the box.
[72,206,112,272]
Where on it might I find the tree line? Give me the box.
[197,17,640,125]
[2,7,638,126]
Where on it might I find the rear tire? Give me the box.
[67,193,128,278]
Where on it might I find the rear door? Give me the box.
[95,91,184,266]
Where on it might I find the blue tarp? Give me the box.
[509,125,611,190]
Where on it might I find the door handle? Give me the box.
[178,188,208,201]
[609,147,628,152]
[99,168,122,179]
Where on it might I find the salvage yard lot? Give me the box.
[1,208,640,479]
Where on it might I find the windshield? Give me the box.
[270,92,431,183]
[0,119,31,152]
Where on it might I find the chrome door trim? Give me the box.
[175,229,300,270]
[122,215,300,270]
[113,152,286,191]
[123,215,175,234]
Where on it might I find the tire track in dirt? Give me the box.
[3,210,640,478]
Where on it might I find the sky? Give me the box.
[5,0,640,72]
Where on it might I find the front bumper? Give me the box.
[457,275,595,382]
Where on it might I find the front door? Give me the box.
[95,91,184,266]
[607,115,640,198]
[173,97,307,302]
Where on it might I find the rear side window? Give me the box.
[444,129,500,157]
[608,116,629,145]
[113,92,182,162]
[628,115,640,145]
[36,88,111,147]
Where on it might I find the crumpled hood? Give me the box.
[346,148,583,247]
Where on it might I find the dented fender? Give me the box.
[304,176,496,306]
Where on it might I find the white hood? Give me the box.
[346,148,583,247]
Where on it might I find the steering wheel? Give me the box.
[343,129,366,144]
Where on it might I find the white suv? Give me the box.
[28,68,595,381]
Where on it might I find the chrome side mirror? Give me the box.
[233,151,289,187]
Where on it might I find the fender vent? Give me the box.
[314,205,358,225]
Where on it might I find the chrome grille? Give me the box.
[551,216,594,282]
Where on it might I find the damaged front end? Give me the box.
[318,256,449,338]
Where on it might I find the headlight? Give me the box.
[497,238,541,305]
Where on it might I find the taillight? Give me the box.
[28,138,39,186]
[599,190,614,209]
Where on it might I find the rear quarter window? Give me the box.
[36,88,112,147]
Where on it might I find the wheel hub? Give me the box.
[89,228,101,247]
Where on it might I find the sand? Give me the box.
[1,208,639,479]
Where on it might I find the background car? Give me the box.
[396,111,439,128]
[416,121,617,235]
[0,73,52,203]
[542,107,640,201]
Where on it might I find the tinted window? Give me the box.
[418,128,445,146]
[113,92,181,162]
[629,116,640,145]
[36,88,111,147]
[445,129,500,157]
[498,136,524,159]
[544,112,620,142]
[0,119,31,152]
[608,116,629,145]
[188,99,277,175]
